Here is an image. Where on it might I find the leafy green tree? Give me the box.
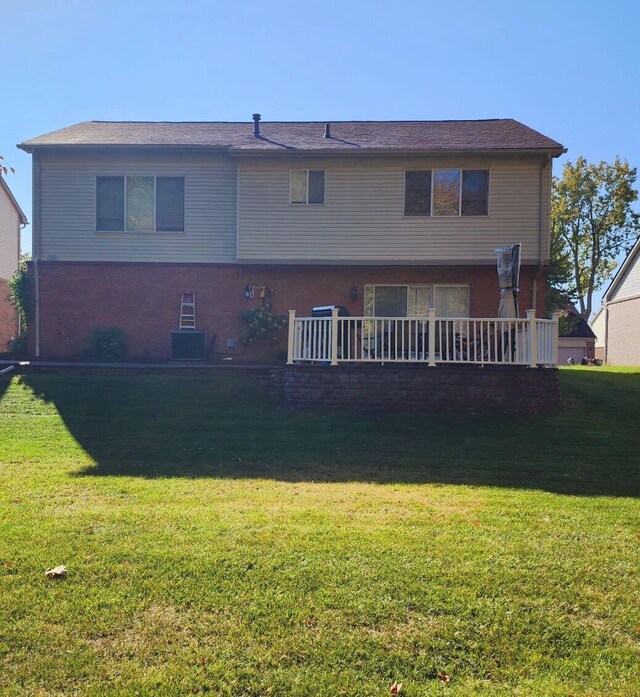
[546,214,576,315]
[550,156,639,319]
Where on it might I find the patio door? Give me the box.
[364,285,468,318]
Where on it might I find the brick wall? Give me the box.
[280,364,562,413]
[606,297,640,366]
[0,278,17,352]
[32,261,547,361]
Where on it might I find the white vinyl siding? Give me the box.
[238,155,548,264]
[609,249,640,301]
[38,150,237,263]
[0,186,20,280]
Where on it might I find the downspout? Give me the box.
[33,155,41,357]
[603,302,609,365]
[532,155,552,315]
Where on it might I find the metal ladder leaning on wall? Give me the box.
[179,292,196,330]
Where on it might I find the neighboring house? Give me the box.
[0,177,27,352]
[18,117,565,361]
[591,238,640,366]
[590,307,606,361]
[558,305,596,364]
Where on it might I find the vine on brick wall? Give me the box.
[8,258,31,331]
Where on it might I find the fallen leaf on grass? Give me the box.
[437,672,451,683]
[390,681,403,694]
[45,565,67,579]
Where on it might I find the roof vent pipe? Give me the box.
[252,113,261,138]
[324,123,331,138]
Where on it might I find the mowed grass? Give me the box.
[0,367,639,696]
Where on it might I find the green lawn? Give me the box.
[0,367,638,696]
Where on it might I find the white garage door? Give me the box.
[558,346,587,365]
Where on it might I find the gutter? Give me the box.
[17,143,568,158]
[603,302,609,365]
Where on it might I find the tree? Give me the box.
[546,213,576,314]
[550,156,639,319]
[0,155,16,176]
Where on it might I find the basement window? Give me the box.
[290,169,325,204]
[96,176,185,232]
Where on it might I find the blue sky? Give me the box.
[2,0,639,310]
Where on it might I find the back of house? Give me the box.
[18,116,565,362]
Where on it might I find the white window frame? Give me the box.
[289,169,325,205]
[364,283,470,317]
[403,169,490,217]
[95,175,186,233]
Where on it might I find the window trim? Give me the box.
[95,175,186,233]
[289,169,326,205]
[364,283,470,317]
[402,168,490,218]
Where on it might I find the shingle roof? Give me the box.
[18,119,565,154]
[561,306,597,339]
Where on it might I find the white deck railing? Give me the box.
[287,309,561,367]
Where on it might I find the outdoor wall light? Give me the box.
[350,286,358,301]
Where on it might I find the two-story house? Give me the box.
[0,177,27,352]
[18,117,565,362]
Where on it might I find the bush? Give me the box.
[8,334,27,356]
[7,260,31,331]
[239,308,287,344]
[85,328,127,362]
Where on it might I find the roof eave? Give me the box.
[17,143,566,157]
[229,146,567,158]
[17,142,235,154]
[602,235,640,302]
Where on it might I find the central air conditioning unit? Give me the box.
[171,331,206,361]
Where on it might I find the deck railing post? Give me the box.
[286,310,296,365]
[551,310,562,367]
[428,308,437,367]
[526,309,537,368]
[330,307,339,366]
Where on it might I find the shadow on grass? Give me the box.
[19,369,640,497]
[0,375,10,401]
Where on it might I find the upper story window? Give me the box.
[404,169,489,217]
[290,169,325,205]
[96,176,185,232]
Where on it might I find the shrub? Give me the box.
[8,334,27,356]
[239,308,287,344]
[85,328,127,362]
[7,259,31,331]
